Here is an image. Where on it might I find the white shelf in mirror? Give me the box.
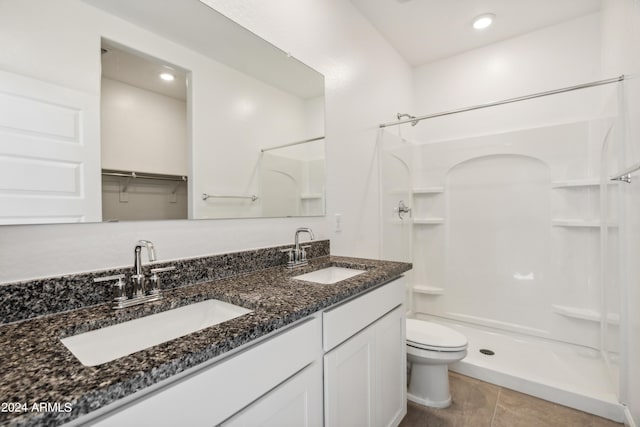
[413,285,444,295]
[552,304,620,325]
[300,193,323,200]
[551,219,617,228]
[551,178,599,188]
[551,179,618,188]
[412,187,444,194]
[413,218,445,225]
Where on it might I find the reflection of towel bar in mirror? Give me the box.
[202,193,259,202]
[102,169,187,193]
[261,136,324,153]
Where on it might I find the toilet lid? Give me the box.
[406,319,467,350]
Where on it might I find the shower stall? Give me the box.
[379,77,632,422]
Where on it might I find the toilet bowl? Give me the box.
[406,319,468,408]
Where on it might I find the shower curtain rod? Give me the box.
[261,136,324,152]
[379,74,625,128]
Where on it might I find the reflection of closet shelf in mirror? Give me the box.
[413,218,445,225]
[552,304,620,325]
[202,193,258,202]
[102,169,187,193]
[413,285,444,295]
[102,169,188,182]
[300,193,323,200]
[551,179,616,188]
[551,219,617,228]
[413,187,444,194]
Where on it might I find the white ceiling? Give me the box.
[101,41,188,101]
[83,0,324,99]
[350,0,602,66]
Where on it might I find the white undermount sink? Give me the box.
[293,266,366,284]
[61,299,252,366]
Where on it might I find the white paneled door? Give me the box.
[0,70,100,224]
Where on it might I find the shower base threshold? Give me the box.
[415,314,625,423]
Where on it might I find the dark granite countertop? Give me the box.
[0,255,411,426]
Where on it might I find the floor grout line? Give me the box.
[489,386,502,427]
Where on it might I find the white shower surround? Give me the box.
[379,83,624,420]
[410,118,617,350]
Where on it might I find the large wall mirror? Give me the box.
[0,0,325,224]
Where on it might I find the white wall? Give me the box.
[201,0,413,259]
[193,60,309,220]
[413,13,603,118]
[101,78,188,176]
[0,0,412,282]
[601,1,640,424]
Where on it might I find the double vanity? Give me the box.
[0,239,411,426]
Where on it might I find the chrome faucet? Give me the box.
[132,240,156,296]
[94,240,175,309]
[282,227,315,269]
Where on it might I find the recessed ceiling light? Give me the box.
[160,72,175,82]
[473,13,495,30]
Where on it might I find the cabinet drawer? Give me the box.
[91,315,322,427]
[323,276,405,351]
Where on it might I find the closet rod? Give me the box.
[261,136,324,152]
[202,193,259,202]
[102,169,187,182]
[379,75,625,128]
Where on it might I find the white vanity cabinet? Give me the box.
[79,276,406,427]
[323,277,407,427]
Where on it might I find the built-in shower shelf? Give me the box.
[300,193,323,200]
[552,304,620,325]
[551,219,617,228]
[413,187,444,194]
[413,285,444,295]
[413,218,445,225]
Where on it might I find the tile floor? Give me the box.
[400,372,623,427]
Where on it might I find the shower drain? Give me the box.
[479,349,495,356]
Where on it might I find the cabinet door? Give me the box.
[374,306,406,427]
[324,327,375,427]
[223,361,323,427]
[324,305,406,427]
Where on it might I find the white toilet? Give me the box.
[406,319,468,408]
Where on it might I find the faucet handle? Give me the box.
[94,274,127,302]
[93,273,125,283]
[148,266,176,294]
[150,266,177,275]
[280,247,295,266]
[300,245,312,262]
